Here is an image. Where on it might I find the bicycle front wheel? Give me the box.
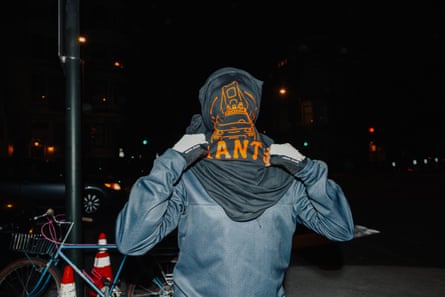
[0,257,61,297]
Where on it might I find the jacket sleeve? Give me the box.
[115,149,186,255]
[294,158,355,241]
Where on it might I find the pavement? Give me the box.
[284,264,445,297]
[282,170,445,297]
[284,234,445,297]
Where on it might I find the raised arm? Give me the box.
[269,143,355,241]
[115,134,208,255]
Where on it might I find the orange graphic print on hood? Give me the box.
[187,67,294,222]
[210,80,258,142]
[196,67,265,162]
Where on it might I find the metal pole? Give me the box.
[58,0,83,294]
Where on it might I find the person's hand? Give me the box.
[266,143,307,174]
[173,134,208,166]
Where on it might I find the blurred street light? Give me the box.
[78,35,87,44]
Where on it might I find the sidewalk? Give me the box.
[284,264,445,297]
[285,227,445,297]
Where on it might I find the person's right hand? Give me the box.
[266,143,307,174]
[172,134,208,166]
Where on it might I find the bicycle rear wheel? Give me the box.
[0,257,61,297]
[126,280,174,297]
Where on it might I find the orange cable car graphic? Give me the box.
[210,81,257,142]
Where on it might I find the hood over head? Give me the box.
[187,67,294,222]
[197,67,263,138]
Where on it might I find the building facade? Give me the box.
[2,0,128,161]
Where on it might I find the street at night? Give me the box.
[80,167,445,296]
[1,165,444,296]
[285,169,445,296]
[2,1,445,296]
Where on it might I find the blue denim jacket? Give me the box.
[115,149,354,297]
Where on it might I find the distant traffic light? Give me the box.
[368,127,375,134]
[142,139,149,145]
[303,141,309,147]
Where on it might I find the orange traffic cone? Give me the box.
[60,265,76,297]
[89,232,114,297]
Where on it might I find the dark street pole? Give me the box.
[58,0,82,293]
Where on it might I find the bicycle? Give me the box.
[123,250,177,297]
[0,208,177,297]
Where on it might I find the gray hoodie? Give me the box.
[115,67,354,297]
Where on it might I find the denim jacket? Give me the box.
[115,149,354,297]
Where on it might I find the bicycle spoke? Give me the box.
[0,258,60,297]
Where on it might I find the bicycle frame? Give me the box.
[21,241,127,297]
[18,243,127,297]
[3,208,178,297]
[14,210,129,297]
[60,244,126,296]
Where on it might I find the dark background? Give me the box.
[3,1,444,163]
[121,2,445,158]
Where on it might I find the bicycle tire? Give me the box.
[126,281,174,297]
[0,257,61,297]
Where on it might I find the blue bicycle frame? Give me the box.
[23,243,127,297]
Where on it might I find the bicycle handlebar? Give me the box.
[32,208,92,224]
[32,208,55,221]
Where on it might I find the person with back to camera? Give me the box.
[115,67,355,297]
